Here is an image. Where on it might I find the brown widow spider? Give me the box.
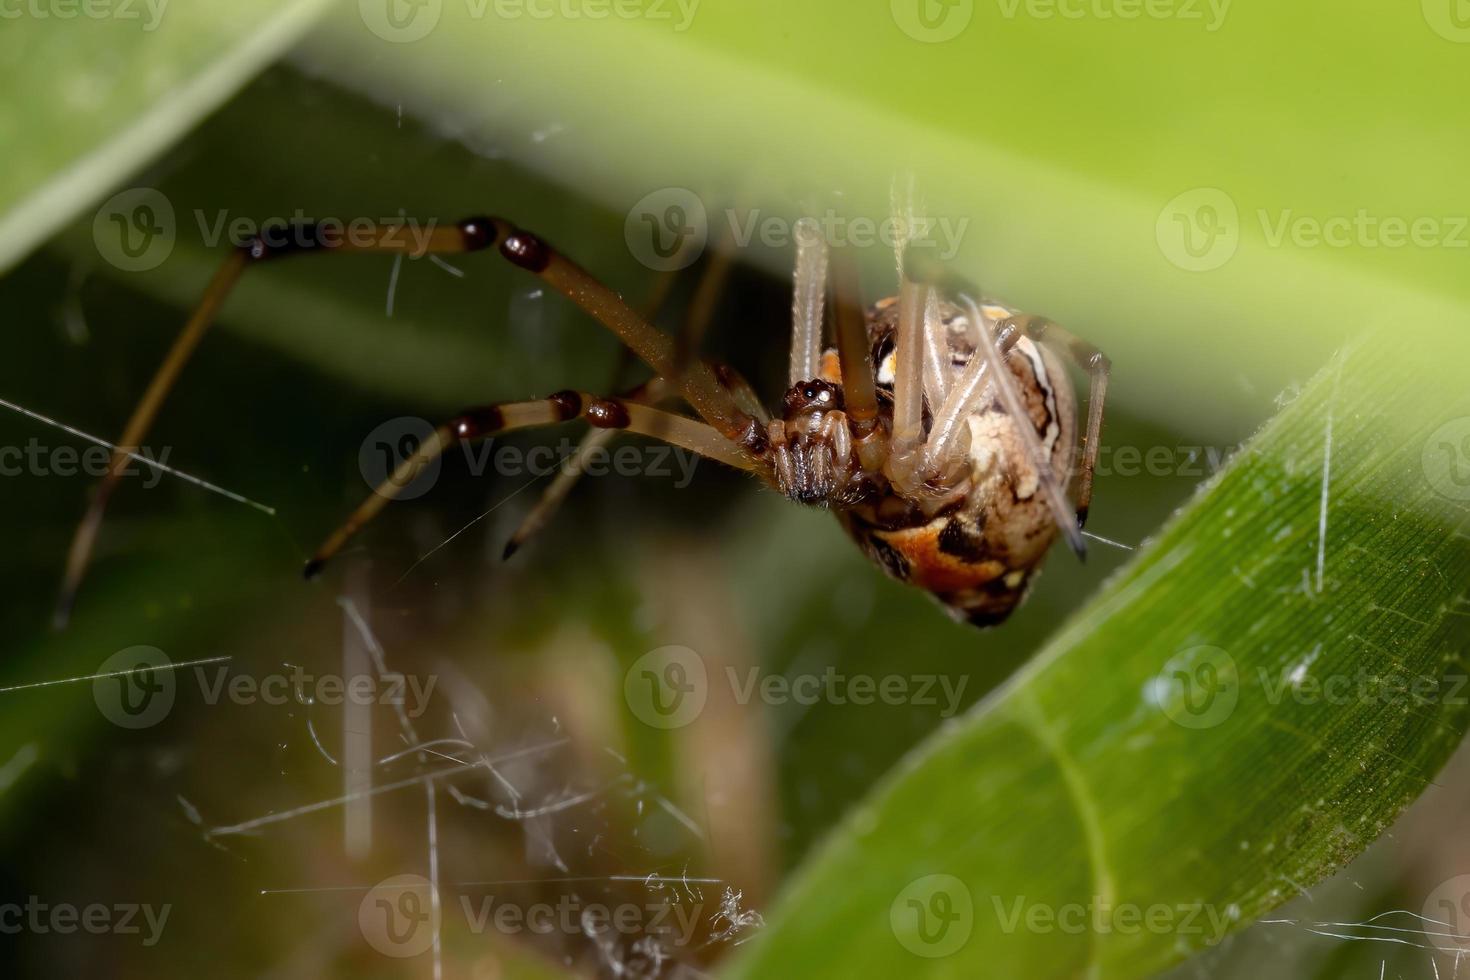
[57,208,1109,628]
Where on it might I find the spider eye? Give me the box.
[782,380,844,417]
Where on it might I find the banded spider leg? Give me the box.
[57,215,771,622]
[501,224,752,559]
[306,383,767,576]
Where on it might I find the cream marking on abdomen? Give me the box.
[1013,336,1061,462]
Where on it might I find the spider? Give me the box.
[57,208,1109,629]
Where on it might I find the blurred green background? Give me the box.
[2,1,1470,977]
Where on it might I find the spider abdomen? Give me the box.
[833,298,1080,627]
[840,510,1033,627]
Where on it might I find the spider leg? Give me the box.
[56,250,247,627]
[503,259,679,562]
[1004,314,1111,529]
[959,296,1088,560]
[890,175,949,410]
[499,359,770,561]
[829,249,882,465]
[466,217,756,436]
[658,221,757,420]
[488,377,660,562]
[503,230,753,558]
[879,260,934,495]
[56,215,761,624]
[307,390,766,576]
[922,317,1021,475]
[890,278,926,455]
[920,288,951,408]
[499,428,614,560]
[672,233,734,383]
[789,217,828,385]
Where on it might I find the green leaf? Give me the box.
[0,0,332,272]
[293,0,1470,432]
[48,3,1470,433]
[722,334,1470,979]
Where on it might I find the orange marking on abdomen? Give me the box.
[818,350,843,384]
[877,523,1005,594]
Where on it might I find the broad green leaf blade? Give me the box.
[0,0,332,272]
[294,1,1470,432]
[45,2,1468,433]
[1156,817,1462,980]
[723,334,1470,979]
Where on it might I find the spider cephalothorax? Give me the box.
[767,379,869,507]
[61,212,1108,631]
